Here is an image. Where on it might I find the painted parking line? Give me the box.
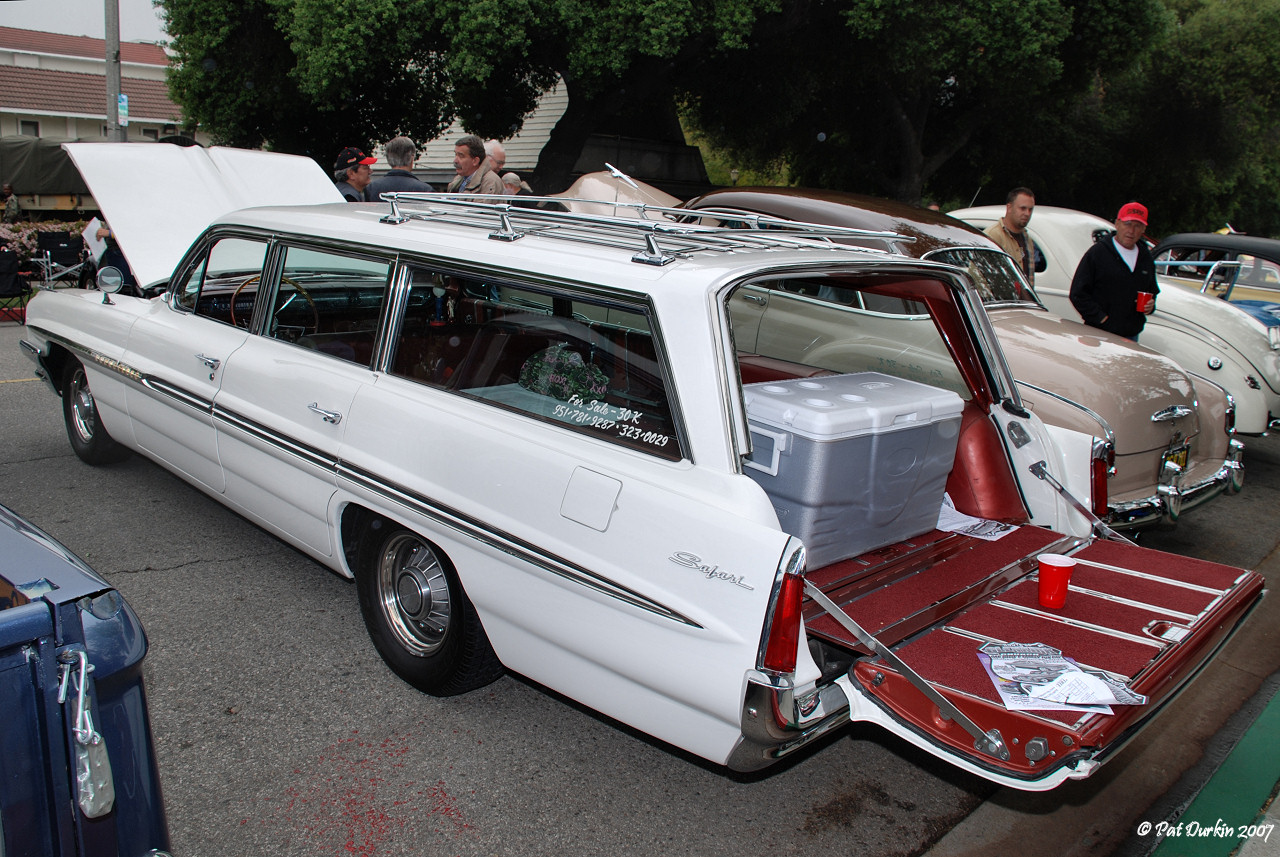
[1147,686,1280,857]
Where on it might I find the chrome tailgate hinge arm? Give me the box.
[804,582,1010,761]
[1029,460,1134,544]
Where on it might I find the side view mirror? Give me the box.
[96,266,124,304]
[96,266,125,294]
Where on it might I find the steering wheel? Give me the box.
[230,274,318,332]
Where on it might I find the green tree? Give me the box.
[163,0,781,191]
[681,0,1166,206]
[1108,0,1280,235]
[163,0,453,165]
[409,0,782,191]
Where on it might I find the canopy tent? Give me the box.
[0,136,94,195]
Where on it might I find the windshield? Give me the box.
[927,248,1041,306]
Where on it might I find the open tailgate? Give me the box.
[804,526,1265,786]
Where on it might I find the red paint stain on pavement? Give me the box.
[249,731,472,854]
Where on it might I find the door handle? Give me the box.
[195,353,221,370]
[740,294,767,306]
[307,403,343,425]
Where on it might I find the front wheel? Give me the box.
[62,359,129,464]
[356,522,503,696]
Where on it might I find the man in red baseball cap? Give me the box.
[333,146,377,202]
[1069,201,1159,341]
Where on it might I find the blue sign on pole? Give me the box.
[118,93,129,127]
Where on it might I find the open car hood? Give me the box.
[63,143,342,288]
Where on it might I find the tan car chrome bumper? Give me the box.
[1108,439,1244,528]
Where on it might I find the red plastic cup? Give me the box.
[1136,291,1156,313]
[1037,554,1076,609]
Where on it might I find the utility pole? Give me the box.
[105,0,127,142]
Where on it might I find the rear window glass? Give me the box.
[928,248,1039,304]
[729,276,971,400]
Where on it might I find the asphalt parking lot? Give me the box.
[1,318,1276,857]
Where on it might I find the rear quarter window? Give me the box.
[388,267,682,460]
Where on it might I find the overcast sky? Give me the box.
[3,0,167,43]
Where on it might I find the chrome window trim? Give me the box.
[1014,379,1117,448]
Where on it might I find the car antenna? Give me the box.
[967,184,984,208]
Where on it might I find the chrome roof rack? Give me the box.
[376,192,906,266]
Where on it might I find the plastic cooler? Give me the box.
[742,372,964,568]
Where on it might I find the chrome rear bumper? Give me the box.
[725,671,851,772]
[1108,439,1245,529]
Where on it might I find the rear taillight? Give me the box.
[761,547,806,674]
[1090,439,1113,519]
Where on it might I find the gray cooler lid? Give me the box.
[743,372,964,440]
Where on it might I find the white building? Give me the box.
[0,26,205,143]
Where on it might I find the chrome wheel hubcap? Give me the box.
[377,532,452,656]
[69,370,97,444]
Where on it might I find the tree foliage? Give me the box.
[163,0,454,164]
[161,0,1280,235]
[680,0,1166,205]
[162,0,779,189]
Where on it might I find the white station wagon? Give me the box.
[19,145,1263,791]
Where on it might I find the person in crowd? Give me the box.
[94,221,138,291]
[984,187,1037,284]
[365,136,434,201]
[2,183,21,223]
[502,172,538,208]
[448,135,504,195]
[333,147,377,201]
[1069,201,1159,341]
[485,140,507,173]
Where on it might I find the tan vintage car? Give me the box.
[552,179,1244,530]
[953,206,1280,436]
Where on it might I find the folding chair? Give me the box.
[35,231,87,286]
[0,243,32,324]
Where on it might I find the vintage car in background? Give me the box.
[0,502,170,857]
[1150,232,1280,328]
[18,143,1264,792]
[569,181,1243,531]
[954,205,1280,436]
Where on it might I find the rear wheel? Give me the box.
[61,359,129,464]
[356,522,503,696]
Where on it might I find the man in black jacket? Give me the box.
[365,136,434,201]
[333,146,376,201]
[1070,202,1159,341]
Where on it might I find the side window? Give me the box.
[269,245,391,367]
[174,237,269,328]
[389,267,681,460]
[1239,255,1280,287]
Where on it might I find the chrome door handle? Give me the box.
[740,294,767,306]
[307,403,343,425]
[195,353,221,371]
